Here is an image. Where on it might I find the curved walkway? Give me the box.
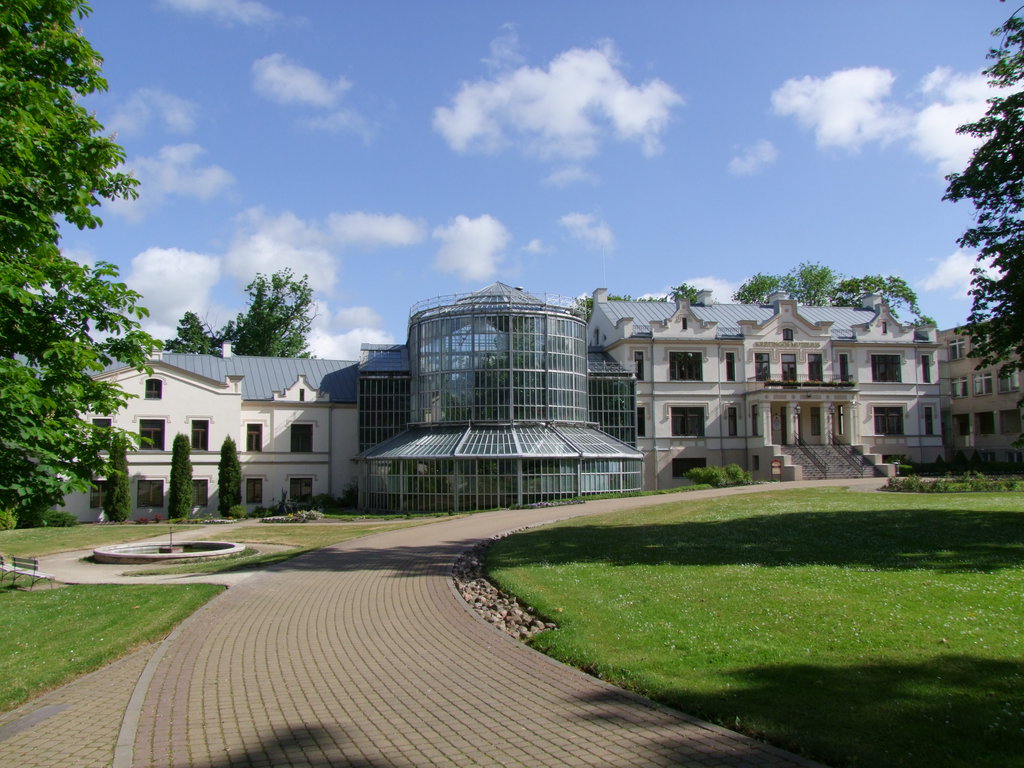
[1,480,882,767]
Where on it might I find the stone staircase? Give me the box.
[780,443,881,480]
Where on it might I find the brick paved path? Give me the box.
[3,482,871,767]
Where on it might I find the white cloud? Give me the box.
[483,24,525,72]
[559,212,615,251]
[772,67,910,149]
[543,165,599,187]
[225,207,338,291]
[159,0,277,26]
[433,41,682,159]
[112,144,234,218]
[919,250,978,298]
[108,88,197,136]
[252,54,351,108]
[911,68,990,175]
[728,139,779,176]
[333,306,385,330]
[328,212,426,247]
[522,238,548,254]
[308,305,393,359]
[125,247,222,334]
[680,276,741,303]
[433,214,511,281]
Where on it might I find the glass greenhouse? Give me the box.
[357,283,641,512]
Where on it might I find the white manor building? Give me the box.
[64,283,946,520]
[588,288,944,487]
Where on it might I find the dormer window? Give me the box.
[782,328,794,341]
[145,378,163,400]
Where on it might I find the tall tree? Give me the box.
[217,436,241,515]
[223,269,315,357]
[103,433,131,523]
[0,1,157,514]
[943,12,1024,373]
[164,311,222,355]
[168,433,193,519]
[668,283,700,302]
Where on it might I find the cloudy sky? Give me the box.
[69,0,1010,358]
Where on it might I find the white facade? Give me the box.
[64,350,358,521]
[588,289,944,486]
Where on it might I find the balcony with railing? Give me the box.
[748,374,856,390]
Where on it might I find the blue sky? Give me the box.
[67,0,1011,358]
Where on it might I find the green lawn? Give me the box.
[0,524,191,557]
[0,583,222,713]
[487,487,1024,768]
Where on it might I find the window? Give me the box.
[245,478,263,504]
[954,414,971,436]
[950,377,969,398]
[924,406,935,436]
[670,406,705,437]
[871,355,902,383]
[289,477,313,503]
[873,407,904,435]
[755,353,771,381]
[681,317,688,331]
[672,457,706,477]
[810,407,821,436]
[633,351,645,381]
[192,479,208,506]
[636,406,646,438]
[1000,409,1022,434]
[92,417,111,428]
[973,372,993,396]
[781,353,797,381]
[725,352,736,382]
[949,337,965,360]
[290,423,313,452]
[882,321,888,335]
[191,419,209,451]
[807,354,823,382]
[837,405,846,436]
[246,423,263,452]
[977,412,996,435]
[145,378,163,399]
[920,354,932,383]
[90,480,107,509]
[998,370,1020,393]
[138,479,164,507]
[726,406,738,437]
[669,351,703,381]
[299,388,305,402]
[751,404,760,436]
[782,328,794,341]
[839,353,851,382]
[139,419,165,451]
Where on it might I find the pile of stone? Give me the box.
[452,535,557,641]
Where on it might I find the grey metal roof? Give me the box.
[362,422,641,460]
[359,344,410,373]
[409,282,582,320]
[587,351,633,376]
[599,299,878,340]
[151,354,359,402]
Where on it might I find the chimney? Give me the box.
[593,288,609,303]
[767,290,790,308]
[222,342,233,358]
[860,292,883,310]
[695,289,713,306]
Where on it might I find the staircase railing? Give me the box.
[794,438,828,477]
[833,444,871,475]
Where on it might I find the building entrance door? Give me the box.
[771,405,788,445]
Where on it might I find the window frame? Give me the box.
[192,479,209,506]
[139,419,165,451]
[670,406,705,437]
[245,477,263,504]
[668,351,703,381]
[290,423,314,453]
[246,423,263,452]
[144,378,163,400]
[724,351,736,382]
[289,476,313,503]
[190,419,209,451]
[870,354,902,383]
[138,479,164,507]
[873,406,904,436]
[754,353,771,382]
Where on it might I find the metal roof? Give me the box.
[148,354,359,402]
[587,351,633,376]
[599,299,879,340]
[359,344,410,373]
[409,282,582,320]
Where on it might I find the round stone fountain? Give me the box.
[92,541,245,564]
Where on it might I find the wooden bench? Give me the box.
[0,554,55,588]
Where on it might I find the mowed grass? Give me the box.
[487,488,1024,768]
[0,524,192,557]
[0,583,222,713]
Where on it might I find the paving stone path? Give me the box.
[2,481,878,767]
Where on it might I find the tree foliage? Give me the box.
[217,436,241,515]
[668,283,699,302]
[731,262,933,323]
[943,12,1024,372]
[103,433,131,523]
[165,270,315,357]
[163,312,222,355]
[0,1,157,514]
[168,433,193,519]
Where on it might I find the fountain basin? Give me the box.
[92,541,246,564]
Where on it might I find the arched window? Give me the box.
[782,328,794,341]
[145,378,163,400]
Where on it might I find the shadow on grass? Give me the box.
[569,654,1024,768]
[490,507,1024,573]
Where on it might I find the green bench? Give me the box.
[0,554,56,588]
